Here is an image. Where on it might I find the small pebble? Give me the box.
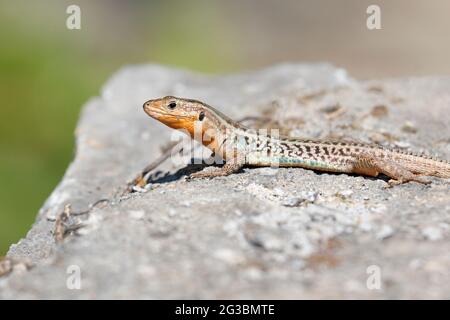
[338,190,354,198]
[282,197,303,207]
[401,121,418,134]
[129,210,145,220]
[132,186,148,193]
[144,184,153,190]
[12,263,29,275]
[371,105,389,118]
[214,248,245,265]
[376,225,394,240]
[137,265,156,277]
[394,141,411,148]
[244,267,263,281]
[302,191,318,203]
[282,191,317,207]
[422,226,442,241]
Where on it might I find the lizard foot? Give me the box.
[188,162,245,180]
[384,176,432,188]
[188,168,228,179]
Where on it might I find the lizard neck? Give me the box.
[193,106,246,159]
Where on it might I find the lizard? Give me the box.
[142,96,450,187]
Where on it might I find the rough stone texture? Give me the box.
[1,64,449,299]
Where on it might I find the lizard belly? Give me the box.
[246,153,354,173]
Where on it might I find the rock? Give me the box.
[1,64,450,299]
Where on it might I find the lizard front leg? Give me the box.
[356,153,431,187]
[189,154,245,179]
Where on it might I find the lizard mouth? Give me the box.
[143,103,169,119]
[144,107,193,126]
[145,109,167,118]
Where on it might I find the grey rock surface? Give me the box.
[1,64,449,299]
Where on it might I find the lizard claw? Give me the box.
[384,179,399,188]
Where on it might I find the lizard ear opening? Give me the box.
[198,111,205,121]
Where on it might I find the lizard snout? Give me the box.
[143,101,151,112]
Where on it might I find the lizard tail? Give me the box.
[398,154,450,178]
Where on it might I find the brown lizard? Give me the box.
[143,96,450,187]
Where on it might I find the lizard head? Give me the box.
[143,96,211,136]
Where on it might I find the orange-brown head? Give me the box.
[143,96,207,133]
[143,96,246,158]
[143,95,230,152]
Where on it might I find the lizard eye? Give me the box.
[198,111,205,121]
[168,102,177,109]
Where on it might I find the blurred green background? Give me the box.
[1,0,450,255]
